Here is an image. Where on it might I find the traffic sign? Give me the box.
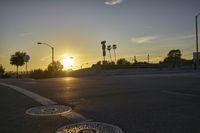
[23,55,30,62]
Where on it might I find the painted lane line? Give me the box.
[162,90,197,97]
[0,83,87,122]
[0,82,124,132]
[0,83,56,105]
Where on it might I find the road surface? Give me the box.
[0,72,200,133]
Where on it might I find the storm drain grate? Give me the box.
[56,122,123,133]
[26,105,72,116]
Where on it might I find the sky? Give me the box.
[0,0,200,71]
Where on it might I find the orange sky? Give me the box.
[0,0,199,71]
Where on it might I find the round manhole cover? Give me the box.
[26,105,72,116]
[56,122,123,133]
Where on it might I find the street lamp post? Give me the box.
[37,42,54,64]
[195,12,200,69]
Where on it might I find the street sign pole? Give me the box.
[26,62,28,76]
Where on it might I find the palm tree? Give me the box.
[101,41,106,62]
[107,45,112,62]
[10,51,26,78]
[112,44,117,63]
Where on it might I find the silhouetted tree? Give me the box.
[101,41,106,62]
[106,61,115,65]
[133,56,138,64]
[10,51,26,78]
[96,61,101,65]
[47,61,64,72]
[107,45,112,62]
[0,64,5,76]
[29,69,44,79]
[163,49,182,68]
[117,58,130,65]
[112,44,117,62]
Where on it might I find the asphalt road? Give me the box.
[0,72,200,133]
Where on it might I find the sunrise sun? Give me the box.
[61,57,74,69]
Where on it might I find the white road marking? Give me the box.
[0,82,124,132]
[0,83,56,105]
[162,90,197,97]
[0,82,88,122]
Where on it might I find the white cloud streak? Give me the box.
[168,34,196,41]
[159,34,199,42]
[40,55,51,61]
[131,36,158,44]
[19,32,33,37]
[105,0,124,5]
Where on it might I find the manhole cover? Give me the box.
[26,105,72,116]
[56,122,123,133]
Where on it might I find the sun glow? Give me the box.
[61,57,74,70]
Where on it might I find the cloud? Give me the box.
[169,34,195,41]
[40,55,51,61]
[160,34,199,42]
[19,32,33,37]
[105,0,124,5]
[131,36,158,44]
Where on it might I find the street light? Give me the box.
[37,42,54,64]
[195,12,200,69]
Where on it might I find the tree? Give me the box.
[112,44,117,63]
[96,61,101,65]
[47,61,64,72]
[10,51,26,78]
[0,64,5,76]
[133,56,138,64]
[163,49,182,67]
[107,45,112,62]
[117,58,130,65]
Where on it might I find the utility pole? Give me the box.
[195,13,200,69]
[52,47,54,64]
[148,54,150,64]
[23,54,30,78]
